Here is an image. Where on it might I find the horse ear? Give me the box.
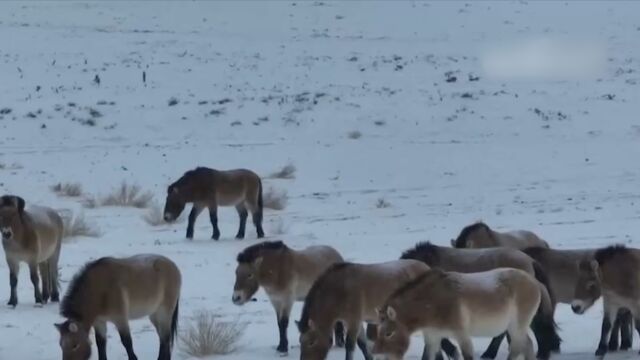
[15,196,25,216]
[253,256,263,269]
[450,238,456,247]
[308,319,316,330]
[54,323,64,333]
[590,260,600,274]
[386,306,397,320]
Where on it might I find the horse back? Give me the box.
[500,230,549,249]
[287,246,343,299]
[212,169,261,206]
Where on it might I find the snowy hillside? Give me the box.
[1,1,640,359]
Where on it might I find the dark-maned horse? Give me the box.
[233,240,345,354]
[0,195,63,306]
[163,167,264,240]
[524,246,633,353]
[451,221,549,250]
[401,242,560,359]
[55,254,181,360]
[573,245,640,359]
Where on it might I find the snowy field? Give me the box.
[1,1,640,359]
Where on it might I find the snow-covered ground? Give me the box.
[1,1,640,359]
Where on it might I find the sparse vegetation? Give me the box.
[83,182,153,208]
[179,310,247,357]
[51,182,83,197]
[168,97,179,106]
[375,197,391,209]
[268,163,296,179]
[262,187,288,210]
[347,130,362,139]
[374,120,386,126]
[62,212,100,239]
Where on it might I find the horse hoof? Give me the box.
[595,347,607,357]
[7,301,17,308]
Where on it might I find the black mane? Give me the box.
[237,241,287,263]
[400,241,440,265]
[298,262,351,333]
[594,245,630,265]
[169,167,214,191]
[60,257,110,320]
[453,222,491,248]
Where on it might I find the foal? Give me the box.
[373,268,553,360]
[524,246,633,352]
[297,260,430,360]
[163,167,264,240]
[232,241,344,354]
[451,221,549,250]
[0,195,63,306]
[573,245,640,358]
[55,254,181,360]
[401,242,560,359]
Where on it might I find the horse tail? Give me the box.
[531,262,561,359]
[257,177,263,213]
[170,297,179,349]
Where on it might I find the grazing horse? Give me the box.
[373,268,553,360]
[524,246,633,353]
[296,260,430,360]
[451,221,549,250]
[573,245,640,359]
[232,240,345,354]
[163,167,264,240]
[0,195,63,306]
[401,242,560,359]
[55,254,181,360]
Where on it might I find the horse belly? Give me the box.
[465,304,512,338]
[127,296,162,319]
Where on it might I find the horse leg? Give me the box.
[596,301,619,357]
[5,257,19,307]
[247,201,264,239]
[49,241,62,302]
[150,311,172,360]
[207,205,221,240]
[94,321,108,360]
[185,205,204,239]
[115,321,138,360]
[454,333,474,360]
[609,311,622,351]
[619,309,633,350]
[345,322,367,360]
[28,262,43,304]
[38,262,50,304]
[481,333,505,359]
[422,332,443,360]
[234,204,248,240]
[274,299,293,354]
[334,321,346,347]
[356,324,371,359]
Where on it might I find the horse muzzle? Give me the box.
[1,228,12,240]
[232,291,246,305]
[571,300,586,314]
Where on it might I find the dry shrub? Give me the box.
[268,163,296,179]
[262,187,288,210]
[375,197,391,209]
[51,182,83,197]
[179,310,247,357]
[347,130,362,139]
[62,212,100,239]
[84,182,153,208]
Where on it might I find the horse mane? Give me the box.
[594,245,630,265]
[237,241,287,263]
[388,268,447,303]
[169,167,214,190]
[298,262,351,333]
[400,241,440,264]
[60,257,110,320]
[453,222,492,248]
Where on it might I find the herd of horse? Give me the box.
[0,166,639,360]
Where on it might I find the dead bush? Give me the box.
[262,187,288,210]
[62,212,100,239]
[268,163,296,179]
[347,130,362,139]
[51,182,83,197]
[99,182,153,208]
[179,310,247,357]
[375,197,391,209]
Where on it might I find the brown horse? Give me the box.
[524,246,633,353]
[372,268,553,360]
[55,254,181,360]
[400,242,560,359]
[296,260,430,360]
[573,245,640,359]
[163,167,264,240]
[451,221,549,250]
[0,195,63,306]
[232,240,344,354]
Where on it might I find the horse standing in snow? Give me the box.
[232,240,345,354]
[451,221,549,250]
[55,254,181,360]
[373,268,554,360]
[0,195,63,306]
[163,167,264,240]
[573,245,640,359]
